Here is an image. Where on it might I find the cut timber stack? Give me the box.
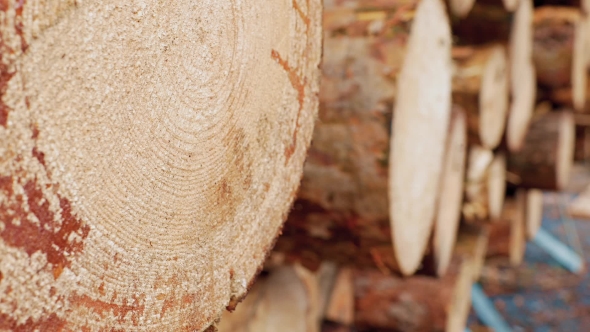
[452,0,536,151]
[274,0,453,276]
[533,6,587,111]
[0,0,322,330]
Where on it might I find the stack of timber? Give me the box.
[0,0,583,329]
[219,0,582,330]
[274,0,454,276]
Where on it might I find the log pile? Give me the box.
[221,0,580,331]
[0,0,584,330]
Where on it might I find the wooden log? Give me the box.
[452,45,509,148]
[462,148,506,223]
[507,109,575,190]
[487,192,527,265]
[453,223,491,280]
[540,72,590,111]
[0,0,322,330]
[452,0,536,151]
[573,125,590,161]
[526,189,544,239]
[276,0,453,276]
[433,107,468,276]
[325,268,354,326]
[218,265,321,332]
[533,7,587,111]
[353,257,476,331]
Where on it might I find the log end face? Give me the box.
[434,107,467,277]
[479,45,509,149]
[507,64,536,152]
[390,0,453,276]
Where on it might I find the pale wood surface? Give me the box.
[0,0,322,330]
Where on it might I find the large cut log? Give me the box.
[487,191,527,265]
[507,109,575,190]
[353,255,476,331]
[0,0,322,330]
[276,0,453,276]
[452,0,536,151]
[452,45,509,148]
[433,107,468,276]
[533,6,587,111]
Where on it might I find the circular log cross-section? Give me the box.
[0,0,322,330]
[275,0,452,276]
[451,0,535,151]
[389,0,452,275]
[434,107,468,276]
[533,6,587,111]
[508,110,575,191]
[452,45,509,149]
[507,0,536,151]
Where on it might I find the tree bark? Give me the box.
[452,45,509,148]
[507,110,575,190]
[353,259,473,332]
[533,6,587,110]
[433,106,468,276]
[0,0,322,330]
[276,0,453,276]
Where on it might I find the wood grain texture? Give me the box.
[0,0,322,330]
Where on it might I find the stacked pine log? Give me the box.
[219,0,581,331]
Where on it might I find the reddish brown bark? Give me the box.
[507,110,575,190]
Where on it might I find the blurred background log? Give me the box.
[275,0,453,276]
[507,109,575,190]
